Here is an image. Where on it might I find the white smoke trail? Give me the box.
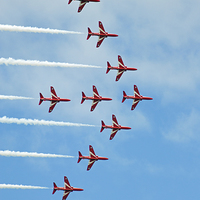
[0,57,102,69]
[0,95,33,100]
[0,150,74,158]
[0,184,48,189]
[0,24,83,34]
[0,116,96,127]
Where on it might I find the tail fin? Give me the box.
[77,151,82,163]
[87,28,92,40]
[68,0,73,4]
[122,91,127,103]
[100,120,105,132]
[39,93,44,105]
[106,62,111,74]
[52,182,57,194]
[81,92,86,104]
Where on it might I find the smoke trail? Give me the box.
[0,184,48,189]
[0,150,74,158]
[0,24,83,34]
[0,95,33,100]
[0,116,96,127]
[0,57,102,69]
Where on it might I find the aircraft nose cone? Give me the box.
[125,127,131,130]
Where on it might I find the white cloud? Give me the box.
[163,109,200,142]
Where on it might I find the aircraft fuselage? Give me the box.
[103,125,131,130]
[54,186,83,192]
[124,95,153,101]
[40,97,71,102]
[79,155,108,161]
[90,32,118,37]
[83,96,112,101]
[108,66,137,71]
[80,0,100,2]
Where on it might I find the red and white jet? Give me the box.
[122,85,153,110]
[39,86,71,113]
[81,85,112,111]
[78,145,108,171]
[107,55,137,81]
[100,114,131,140]
[68,0,100,13]
[87,21,118,48]
[52,176,83,200]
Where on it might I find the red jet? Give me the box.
[100,114,131,140]
[122,85,153,110]
[39,86,71,113]
[52,176,83,200]
[107,55,137,81]
[81,85,112,111]
[78,145,108,171]
[87,21,118,48]
[68,0,100,13]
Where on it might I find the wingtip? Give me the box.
[49,109,52,113]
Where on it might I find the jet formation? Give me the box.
[43,1,153,200]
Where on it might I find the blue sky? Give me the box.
[0,0,200,199]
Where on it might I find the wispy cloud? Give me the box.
[0,116,96,127]
[0,24,83,34]
[162,110,200,142]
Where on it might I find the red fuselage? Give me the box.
[71,0,100,3]
[90,32,118,37]
[54,186,83,192]
[41,97,71,102]
[102,124,131,130]
[124,95,153,101]
[84,0,100,2]
[83,96,112,101]
[108,66,137,71]
[79,155,108,161]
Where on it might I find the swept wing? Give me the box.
[78,1,87,12]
